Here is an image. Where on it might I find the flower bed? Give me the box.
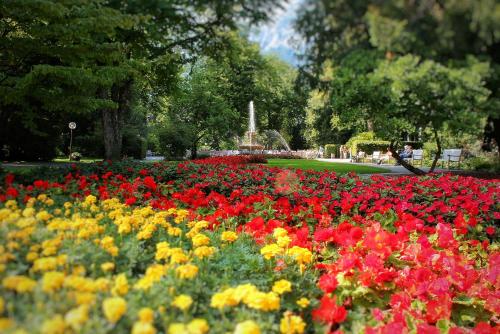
[0,160,498,333]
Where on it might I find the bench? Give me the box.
[351,151,365,163]
[370,151,381,163]
[439,149,462,169]
[404,149,423,166]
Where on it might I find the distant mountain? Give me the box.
[249,0,302,66]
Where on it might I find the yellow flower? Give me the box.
[234,284,259,303]
[260,243,283,260]
[0,317,13,331]
[132,321,156,334]
[73,292,96,305]
[26,252,38,262]
[280,312,306,334]
[193,246,216,259]
[286,246,313,264]
[155,241,171,261]
[41,314,66,334]
[65,305,89,331]
[22,208,35,218]
[36,210,52,221]
[138,308,154,323]
[2,275,37,293]
[296,297,310,308]
[273,227,288,238]
[210,289,239,309]
[187,318,209,334]
[277,235,292,248]
[101,262,115,272]
[84,195,97,205]
[234,320,260,334]
[191,234,210,247]
[272,279,292,295]
[168,323,189,334]
[245,292,280,311]
[100,236,118,256]
[112,273,129,296]
[221,231,238,242]
[172,294,193,311]
[170,248,189,264]
[168,226,182,237]
[176,264,198,279]
[0,296,4,314]
[102,297,127,323]
[42,271,65,293]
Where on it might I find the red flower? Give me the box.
[425,295,451,324]
[312,295,347,324]
[6,187,18,198]
[485,226,495,236]
[125,197,137,206]
[318,274,338,293]
[143,176,157,191]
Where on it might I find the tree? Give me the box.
[372,55,490,174]
[168,60,238,158]
[0,0,283,161]
[0,0,134,160]
[295,0,500,159]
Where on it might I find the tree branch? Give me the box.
[389,141,426,175]
[429,126,441,172]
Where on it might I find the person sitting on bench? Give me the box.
[400,145,413,159]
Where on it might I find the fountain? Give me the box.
[239,101,264,152]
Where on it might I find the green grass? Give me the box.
[53,157,102,163]
[266,159,390,174]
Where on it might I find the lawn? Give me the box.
[266,158,390,173]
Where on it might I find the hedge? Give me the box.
[351,140,390,155]
[325,144,341,158]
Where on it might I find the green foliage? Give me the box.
[462,154,500,172]
[295,0,500,161]
[353,141,391,155]
[325,144,341,158]
[155,123,193,160]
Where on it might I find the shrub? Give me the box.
[462,153,500,172]
[156,124,193,160]
[325,144,341,158]
[351,140,390,155]
[345,132,376,149]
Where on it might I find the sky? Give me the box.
[249,0,302,66]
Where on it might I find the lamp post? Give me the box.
[68,122,76,160]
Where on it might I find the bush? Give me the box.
[345,132,376,149]
[123,134,147,160]
[156,124,193,160]
[324,144,341,158]
[462,153,500,173]
[351,140,390,155]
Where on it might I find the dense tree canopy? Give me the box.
[295,0,499,172]
[0,0,283,160]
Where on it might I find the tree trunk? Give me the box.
[482,116,500,158]
[100,79,132,160]
[191,143,197,159]
[389,141,426,175]
[429,127,442,172]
